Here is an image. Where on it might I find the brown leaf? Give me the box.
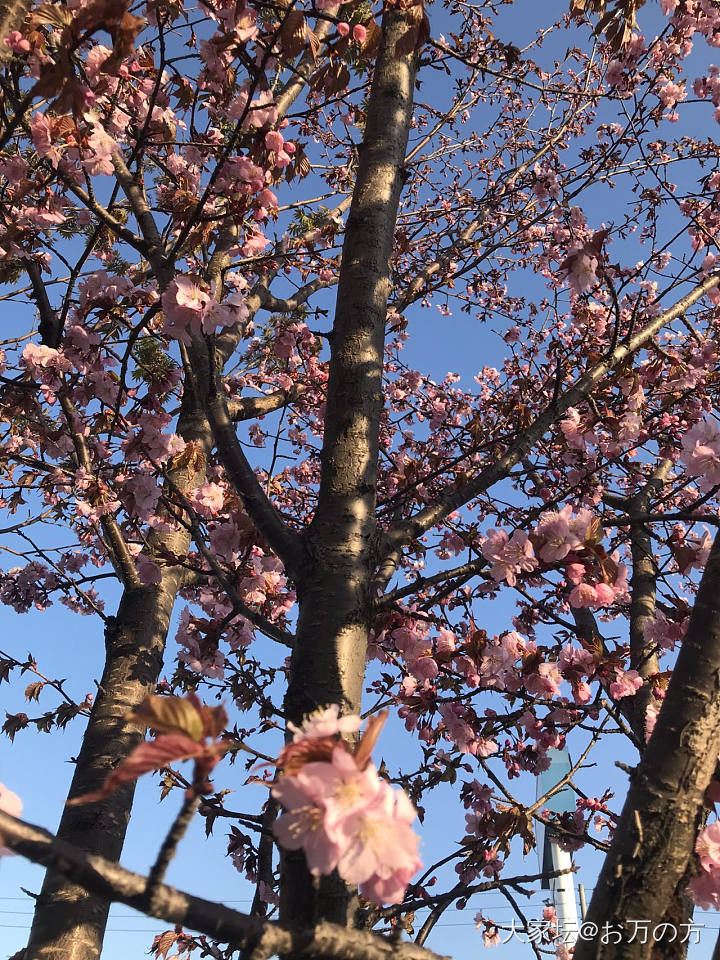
[312,60,350,97]
[74,0,131,31]
[354,710,388,770]
[68,732,209,805]
[129,693,205,743]
[24,681,44,702]
[28,2,73,29]
[159,771,175,801]
[394,0,430,57]
[279,10,305,59]
[200,699,228,740]
[169,440,206,476]
[152,929,180,960]
[569,0,647,54]
[305,24,320,63]
[670,542,697,576]
[100,11,145,75]
[585,516,604,546]
[359,19,382,61]
[2,712,29,741]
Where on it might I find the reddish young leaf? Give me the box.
[67,733,209,805]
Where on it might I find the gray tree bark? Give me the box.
[279,3,419,933]
[574,527,720,960]
[24,402,212,960]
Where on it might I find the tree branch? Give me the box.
[110,150,171,283]
[383,274,720,558]
[227,386,306,422]
[204,367,305,578]
[0,812,450,960]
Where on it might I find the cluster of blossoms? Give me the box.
[161,276,249,342]
[175,543,294,679]
[681,417,720,492]
[377,617,643,725]
[272,707,422,905]
[377,615,644,784]
[479,506,629,609]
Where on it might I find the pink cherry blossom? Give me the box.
[30,113,63,168]
[272,716,421,903]
[264,130,284,154]
[681,418,720,491]
[272,777,340,876]
[525,661,563,698]
[4,30,30,54]
[696,820,720,871]
[481,528,537,586]
[689,868,720,910]
[83,120,117,177]
[690,821,720,909]
[609,669,643,700]
[122,474,161,520]
[334,781,421,904]
[569,581,598,608]
[535,504,593,562]
[288,704,362,742]
[564,250,598,294]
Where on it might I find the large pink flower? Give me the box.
[272,777,340,877]
[334,782,422,904]
[272,715,422,903]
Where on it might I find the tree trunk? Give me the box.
[280,2,419,933]
[574,527,720,960]
[24,406,212,960]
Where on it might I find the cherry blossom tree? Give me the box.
[2,1,720,959]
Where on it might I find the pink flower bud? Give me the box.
[264,130,284,154]
[4,30,30,53]
[352,24,367,43]
[337,21,350,36]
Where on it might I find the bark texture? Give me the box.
[280,4,419,931]
[24,406,212,960]
[574,527,720,960]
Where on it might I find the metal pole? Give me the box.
[578,882,587,921]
